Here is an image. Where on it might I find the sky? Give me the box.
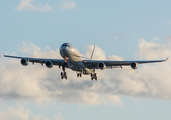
[0,0,171,120]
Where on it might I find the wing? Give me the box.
[4,54,66,67]
[83,57,169,69]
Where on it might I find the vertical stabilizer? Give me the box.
[90,44,96,60]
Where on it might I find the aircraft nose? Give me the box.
[60,43,73,58]
[60,46,69,58]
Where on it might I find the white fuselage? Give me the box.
[59,43,93,74]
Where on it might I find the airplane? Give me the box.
[4,43,169,80]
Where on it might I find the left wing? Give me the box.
[4,54,66,67]
[83,57,169,69]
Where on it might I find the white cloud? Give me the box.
[107,55,123,61]
[106,95,123,106]
[106,33,125,40]
[0,105,63,120]
[1,39,171,107]
[17,0,53,12]
[60,0,76,10]
[31,116,50,120]
[153,37,158,41]
[53,112,64,120]
[0,106,29,120]
[166,36,171,43]
[137,38,170,59]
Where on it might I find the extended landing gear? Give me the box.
[77,72,82,77]
[61,65,67,80]
[91,73,97,80]
[61,72,67,79]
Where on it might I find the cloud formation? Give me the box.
[153,37,158,41]
[137,38,170,59]
[166,36,171,43]
[0,106,62,120]
[1,39,171,107]
[60,0,76,10]
[0,106,29,120]
[17,0,53,12]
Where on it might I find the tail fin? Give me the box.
[90,44,96,60]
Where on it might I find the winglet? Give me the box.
[1,53,5,57]
[164,57,169,61]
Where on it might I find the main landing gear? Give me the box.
[77,72,82,77]
[91,73,97,80]
[61,65,67,80]
[61,72,67,79]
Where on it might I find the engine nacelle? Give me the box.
[46,60,53,68]
[98,62,106,70]
[21,59,28,66]
[130,62,138,69]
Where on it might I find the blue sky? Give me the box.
[0,0,171,120]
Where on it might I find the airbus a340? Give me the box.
[4,43,168,80]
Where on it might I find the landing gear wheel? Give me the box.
[61,72,64,79]
[64,72,67,79]
[64,72,67,76]
[77,72,82,77]
[61,65,68,80]
[61,72,67,80]
[77,73,79,77]
[61,72,63,76]
[94,73,97,80]
[90,72,97,80]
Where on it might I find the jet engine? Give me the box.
[46,60,53,68]
[130,62,138,69]
[98,62,106,70]
[21,59,28,66]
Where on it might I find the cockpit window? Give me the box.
[62,44,70,47]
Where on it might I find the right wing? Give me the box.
[83,57,169,69]
[4,54,66,67]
